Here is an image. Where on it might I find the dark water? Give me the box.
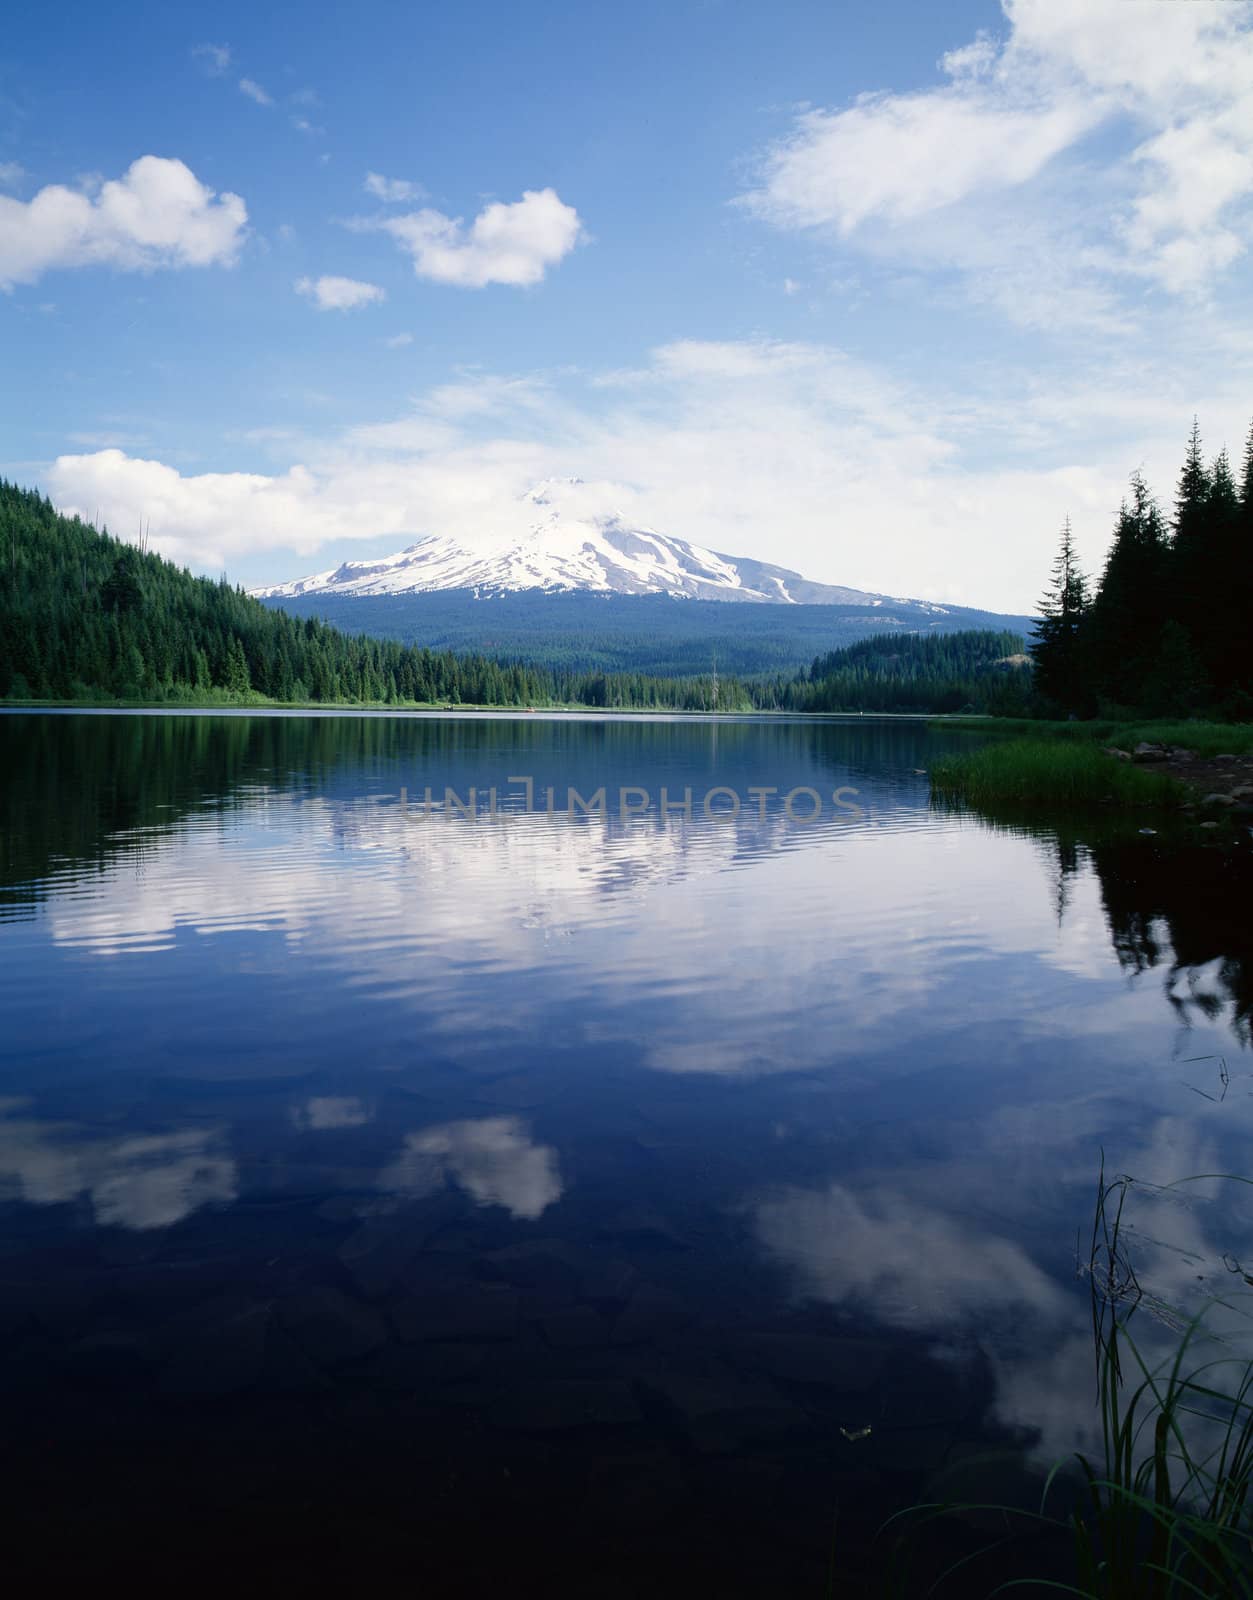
[2,711,1251,1595]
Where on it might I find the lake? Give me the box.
[2,710,1251,1594]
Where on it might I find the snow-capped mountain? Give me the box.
[250,480,946,612]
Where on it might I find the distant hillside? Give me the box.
[764,628,1033,715]
[0,482,744,709]
[0,481,1033,716]
[262,588,1037,679]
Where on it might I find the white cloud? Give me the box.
[0,161,24,190]
[749,94,1095,236]
[192,43,231,76]
[0,156,247,289]
[239,77,273,106]
[366,187,583,287]
[40,334,1253,607]
[383,331,414,348]
[742,0,1253,305]
[364,171,424,203]
[295,273,385,311]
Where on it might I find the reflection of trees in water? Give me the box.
[934,792,1253,1046]
[3,711,911,917]
[1087,834,1253,1044]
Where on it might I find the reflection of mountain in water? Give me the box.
[0,710,915,915]
[0,708,923,936]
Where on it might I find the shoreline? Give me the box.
[0,700,951,722]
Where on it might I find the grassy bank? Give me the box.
[929,737,1187,810]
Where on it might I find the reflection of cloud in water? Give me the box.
[753,1116,1253,1471]
[0,1107,237,1231]
[291,1095,372,1130]
[378,1116,561,1220]
[754,1181,1068,1331]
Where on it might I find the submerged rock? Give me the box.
[612,1284,695,1344]
[278,1286,388,1367]
[390,1283,519,1343]
[489,1378,641,1432]
[159,1303,272,1394]
[727,1332,885,1393]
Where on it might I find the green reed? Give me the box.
[928,739,1186,810]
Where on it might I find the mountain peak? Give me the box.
[249,491,917,609]
[521,476,586,508]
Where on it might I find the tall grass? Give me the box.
[1057,1167,1253,1598]
[929,739,1186,811]
[888,1166,1253,1597]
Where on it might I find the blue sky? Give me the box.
[3,0,1253,609]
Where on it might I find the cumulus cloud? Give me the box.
[366,187,583,287]
[742,0,1253,305]
[364,171,424,203]
[238,77,273,106]
[43,333,1253,606]
[0,155,247,289]
[295,273,385,310]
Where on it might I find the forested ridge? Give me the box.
[0,480,1032,715]
[753,629,1032,714]
[1033,417,1253,719]
[0,482,749,710]
[265,587,1036,678]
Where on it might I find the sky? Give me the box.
[3,0,1253,612]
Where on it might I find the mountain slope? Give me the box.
[249,480,938,609]
[261,589,1037,678]
[0,481,745,709]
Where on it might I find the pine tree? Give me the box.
[1171,416,1212,654]
[1086,473,1172,711]
[1208,437,1253,707]
[1032,516,1089,712]
[224,637,251,696]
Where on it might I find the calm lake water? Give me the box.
[2,711,1251,1594]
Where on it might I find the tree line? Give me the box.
[0,482,752,711]
[1033,419,1253,719]
[0,478,1041,717]
[751,629,1033,714]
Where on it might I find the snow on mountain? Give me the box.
[250,478,943,611]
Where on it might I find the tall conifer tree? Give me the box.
[1032,516,1089,711]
